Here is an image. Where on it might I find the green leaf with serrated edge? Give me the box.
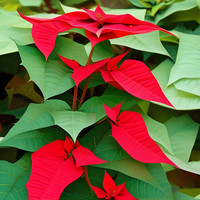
[155,0,197,23]
[164,115,199,163]
[152,59,200,110]
[117,164,172,200]
[111,31,170,56]
[55,36,88,66]
[0,153,31,200]
[51,110,96,141]
[17,45,75,100]
[60,177,98,200]
[0,100,69,143]
[93,130,129,161]
[0,127,66,151]
[80,86,139,121]
[96,158,160,188]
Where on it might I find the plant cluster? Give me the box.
[0,0,200,200]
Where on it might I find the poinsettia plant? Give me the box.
[0,1,200,200]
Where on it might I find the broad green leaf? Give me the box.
[152,59,200,110]
[155,0,197,23]
[51,110,96,141]
[0,9,32,55]
[0,100,69,143]
[17,45,75,99]
[128,0,152,8]
[125,164,172,200]
[93,131,129,161]
[0,153,31,200]
[97,158,159,187]
[60,177,98,200]
[164,115,199,163]
[0,127,66,151]
[111,31,170,56]
[55,36,88,66]
[167,33,200,96]
[168,33,200,84]
[80,86,139,121]
[19,0,43,6]
[61,0,87,6]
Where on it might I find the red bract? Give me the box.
[18,5,175,59]
[104,103,176,167]
[92,171,137,200]
[59,52,173,107]
[26,136,106,200]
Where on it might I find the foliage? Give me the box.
[0,0,200,200]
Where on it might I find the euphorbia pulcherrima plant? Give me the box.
[17,4,178,200]
[18,5,175,59]
[92,171,137,200]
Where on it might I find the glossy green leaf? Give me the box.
[18,45,75,99]
[111,31,170,56]
[0,153,31,200]
[155,0,197,23]
[52,110,96,141]
[153,59,200,110]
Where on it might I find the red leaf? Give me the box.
[115,186,138,200]
[103,171,116,195]
[110,60,173,107]
[72,146,107,167]
[59,55,110,87]
[26,140,83,200]
[91,186,106,198]
[111,110,176,166]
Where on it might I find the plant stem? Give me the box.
[72,86,78,111]
[84,166,93,189]
[78,47,94,108]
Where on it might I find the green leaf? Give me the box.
[51,110,96,141]
[17,45,75,99]
[164,115,199,163]
[0,9,32,55]
[80,86,139,121]
[128,0,152,8]
[0,100,69,142]
[97,158,158,187]
[61,0,87,6]
[155,0,197,23]
[93,130,129,161]
[19,0,43,6]
[125,164,172,200]
[111,31,170,56]
[0,153,31,200]
[173,191,197,200]
[152,59,200,110]
[60,177,98,200]
[55,36,88,66]
[167,33,200,96]
[0,127,66,151]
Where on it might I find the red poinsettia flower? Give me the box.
[103,103,176,167]
[18,5,175,59]
[26,136,106,200]
[59,52,173,107]
[92,171,137,200]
